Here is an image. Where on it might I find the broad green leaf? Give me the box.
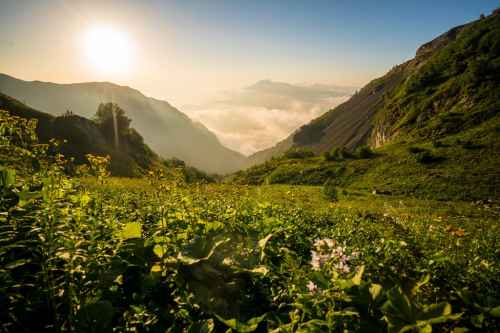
[5,259,30,270]
[215,313,266,333]
[352,265,365,285]
[310,271,330,289]
[118,222,142,239]
[247,265,269,275]
[0,168,15,189]
[369,283,383,301]
[258,233,273,262]
[17,190,41,205]
[178,238,230,265]
[411,274,430,296]
[151,264,162,273]
[76,301,115,333]
[489,306,500,317]
[188,319,215,333]
[153,244,168,258]
[418,324,432,333]
[205,221,224,232]
[384,287,414,321]
[296,319,329,333]
[418,302,451,321]
[330,310,359,317]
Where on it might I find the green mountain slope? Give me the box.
[249,10,500,162]
[0,74,246,174]
[234,10,500,200]
[0,92,161,176]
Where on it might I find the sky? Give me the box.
[0,0,498,153]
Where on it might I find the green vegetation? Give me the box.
[163,158,218,183]
[1,101,500,332]
[0,93,161,177]
[322,179,338,201]
[284,147,316,159]
[235,13,500,202]
[234,113,500,201]
[376,12,500,144]
[254,11,500,172]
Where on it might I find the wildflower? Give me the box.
[306,281,318,293]
[335,261,346,273]
[310,250,330,270]
[310,238,360,274]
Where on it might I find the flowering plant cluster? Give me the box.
[310,238,359,273]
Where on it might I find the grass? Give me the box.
[76,177,500,331]
[233,112,500,201]
[2,156,500,332]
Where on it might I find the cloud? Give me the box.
[184,80,356,155]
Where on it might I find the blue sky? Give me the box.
[0,0,498,104]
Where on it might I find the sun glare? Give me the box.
[84,26,132,74]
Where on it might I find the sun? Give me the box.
[84,25,133,74]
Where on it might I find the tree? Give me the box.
[94,103,131,148]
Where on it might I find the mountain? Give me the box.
[0,74,246,174]
[0,92,162,176]
[248,9,500,165]
[244,80,356,104]
[234,9,500,200]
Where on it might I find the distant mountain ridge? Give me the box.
[0,73,246,174]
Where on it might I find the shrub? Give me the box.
[461,140,483,150]
[323,149,340,161]
[355,145,374,159]
[323,147,355,161]
[164,157,186,168]
[339,147,354,159]
[323,179,338,201]
[284,148,315,159]
[322,151,332,161]
[408,146,427,154]
[414,150,436,164]
[267,164,302,184]
[432,140,445,148]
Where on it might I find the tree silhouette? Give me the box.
[94,103,132,148]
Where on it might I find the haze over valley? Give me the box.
[183,80,357,154]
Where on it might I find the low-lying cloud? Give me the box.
[184,80,356,155]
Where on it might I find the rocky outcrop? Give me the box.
[415,24,467,60]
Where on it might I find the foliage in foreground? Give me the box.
[1,110,500,332]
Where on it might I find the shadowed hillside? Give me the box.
[0,75,246,174]
[0,92,161,176]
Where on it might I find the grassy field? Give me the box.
[77,177,500,331]
[1,110,500,332]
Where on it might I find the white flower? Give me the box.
[306,281,318,293]
[309,238,361,274]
